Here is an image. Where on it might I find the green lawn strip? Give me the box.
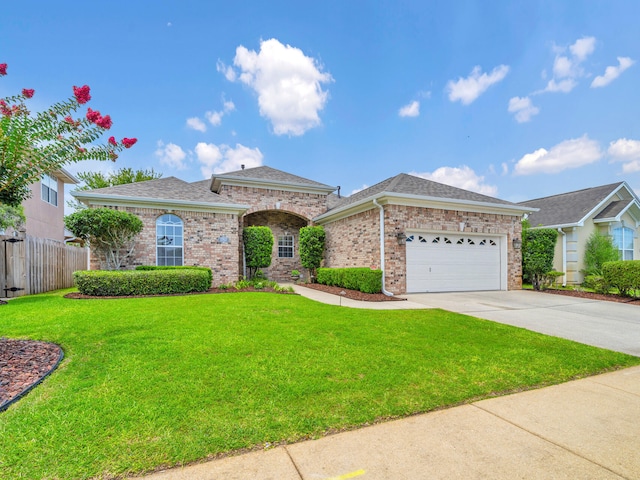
[0,291,637,479]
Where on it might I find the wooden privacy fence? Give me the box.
[1,234,88,298]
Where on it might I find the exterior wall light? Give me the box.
[217,235,230,244]
[396,232,407,245]
[512,238,522,249]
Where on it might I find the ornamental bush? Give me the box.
[135,265,213,286]
[602,260,640,297]
[299,226,325,281]
[583,232,619,276]
[316,267,382,294]
[243,226,273,279]
[73,269,211,296]
[522,227,558,290]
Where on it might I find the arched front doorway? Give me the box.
[243,210,309,281]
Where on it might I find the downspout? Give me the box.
[558,228,566,286]
[372,198,394,296]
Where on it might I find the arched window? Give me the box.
[156,214,183,266]
[613,226,634,261]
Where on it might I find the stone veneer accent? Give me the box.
[89,206,241,286]
[323,204,523,294]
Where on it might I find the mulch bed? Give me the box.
[541,288,640,305]
[0,339,64,412]
[298,283,406,302]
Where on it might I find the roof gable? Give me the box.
[518,182,634,227]
[210,166,336,194]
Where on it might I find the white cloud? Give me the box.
[508,96,540,123]
[513,135,602,175]
[411,165,498,196]
[541,36,596,94]
[591,57,635,88]
[186,117,207,132]
[446,65,510,105]
[350,184,369,195]
[216,60,236,82]
[195,142,263,177]
[501,162,509,175]
[399,100,420,118]
[225,38,333,136]
[205,110,223,127]
[197,98,236,128]
[155,141,188,170]
[608,138,640,173]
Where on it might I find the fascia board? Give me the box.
[55,167,80,184]
[580,183,628,225]
[593,199,640,224]
[314,192,536,224]
[71,191,250,215]
[211,176,337,195]
[530,222,583,230]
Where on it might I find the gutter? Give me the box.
[372,198,394,297]
[558,228,566,286]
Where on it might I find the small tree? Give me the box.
[0,204,25,232]
[65,208,143,270]
[584,232,619,276]
[243,226,273,279]
[522,227,558,290]
[299,225,325,282]
[0,62,137,207]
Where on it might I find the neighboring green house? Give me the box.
[519,182,640,286]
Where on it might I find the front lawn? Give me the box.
[0,290,637,479]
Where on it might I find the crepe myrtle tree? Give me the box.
[65,208,143,270]
[0,62,137,207]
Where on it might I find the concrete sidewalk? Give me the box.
[136,366,640,480]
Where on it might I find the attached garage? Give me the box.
[406,232,505,293]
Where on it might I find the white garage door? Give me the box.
[406,233,502,293]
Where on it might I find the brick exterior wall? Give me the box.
[218,185,328,219]
[322,204,523,294]
[89,206,241,286]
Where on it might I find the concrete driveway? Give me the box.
[404,290,640,356]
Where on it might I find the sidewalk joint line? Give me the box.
[283,445,305,479]
[470,403,632,480]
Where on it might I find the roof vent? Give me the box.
[241,164,245,170]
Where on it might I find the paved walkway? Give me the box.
[136,287,640,480]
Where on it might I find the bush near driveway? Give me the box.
[603,260,640,297]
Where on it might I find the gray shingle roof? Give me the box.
[593,199,633,220]
[518,182,624,227]
[73,176,239,205]
[330,173,519,210]
[213,166,335,189]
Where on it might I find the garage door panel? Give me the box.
[406,233,502,293]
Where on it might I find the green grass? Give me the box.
[0,290,638,479]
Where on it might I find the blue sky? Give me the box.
[2,1,640,208]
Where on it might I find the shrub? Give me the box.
[583,275,612,295]
[602,260,640,297]
[299,226,325,281]
[522,227,558,290]
[540,271,564,289]
[243,227,273,279]
[316,268,382,294]
[73,269,211,296]
[584,232,619,276]
[135,265,213,286]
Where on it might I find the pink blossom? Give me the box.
[86,107,102,123]
[0,63,7,76]
[22,88,35,98]
[122,137,138,148]
[96,115,112,130]
[108,136,117,146]
[0,100,11,117]
[64,116,75,124]
[73,85,91,104]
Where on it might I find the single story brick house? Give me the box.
[73,166,533,294]
[519,182,640,286]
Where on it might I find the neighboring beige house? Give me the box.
[18,168,79,243]
[519,182,640,286]
[73,166,532,294]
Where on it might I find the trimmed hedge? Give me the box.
[74,269,212,296]
[602,260,640,297]
[135,265,213,286]
[316,267,382,294]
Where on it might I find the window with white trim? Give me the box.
[156,214,184,266]
[613,226,634,261]
[278,235,294,258]
[41,174,58,206]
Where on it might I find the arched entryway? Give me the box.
[243,210,309,281]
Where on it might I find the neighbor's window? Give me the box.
[41,174,58,206]
[613,226,634,261]
[278,235,294,258]
[156,214,183,266]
